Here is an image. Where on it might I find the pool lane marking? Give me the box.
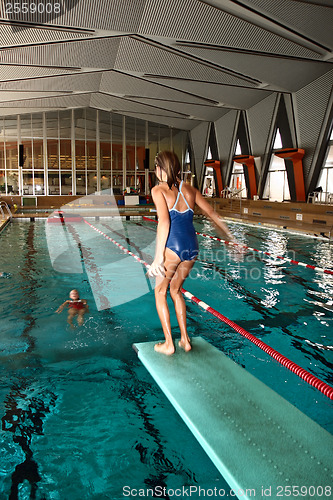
[66,223,112,310]
[107,220,276,319]
[100,222,154,293]
[142,216,333,275]
[84,218,333,401]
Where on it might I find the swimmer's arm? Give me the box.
[194,189,237,243]
[82,300,89,312]
[56,300,69,313]
[149,187,170,276]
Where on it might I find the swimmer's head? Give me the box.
[69,289,80,300]
[155,151,180,190]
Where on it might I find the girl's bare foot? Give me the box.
[154,342,175,355]
[178,339,192,352]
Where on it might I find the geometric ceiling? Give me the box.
[0,0,332,130]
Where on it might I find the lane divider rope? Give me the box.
[84,218,333,400]
[142,216,333,275]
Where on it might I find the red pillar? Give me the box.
[233,155,257,198]
[204,160,223,195]
[274,149,305,202]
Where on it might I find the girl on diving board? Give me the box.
[148,151,242,355]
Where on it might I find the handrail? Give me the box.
[0,201,13,219]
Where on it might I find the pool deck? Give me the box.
[5,198,333,239]
[12,210,157,221]
[205,198,333,239]
[224,215,331,238]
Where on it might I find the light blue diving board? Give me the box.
[133,337,333,499]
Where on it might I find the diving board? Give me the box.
[133,337,333,499]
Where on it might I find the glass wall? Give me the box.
[230,163,247,198]
[202,167,215,196]
[317,128,333,203]
[0,108,189,197]
[263,155,291,202]
[262,129,291,202]
[229,140,247,198]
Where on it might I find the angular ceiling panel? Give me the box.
[0,0,331,131]
[0,66,81,81]
[0,93,91,108]
[113,111,199,130]
[177,45,333,92]
[243,0,333,50]
[0,72,102,92]
[90,93,189,119]
[0,0,146,32]
[139,0,322,59]
[145,78,271,109]
[130,97,227,122]
[100,71,213,105]
[0,91,72,102]
[0,24,92,47]
[115,37,259,87]
[0,37,121,70]
[0,107,57,116]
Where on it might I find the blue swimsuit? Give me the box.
[165,181,199,261]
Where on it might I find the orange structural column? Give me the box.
[204,160,223,195]
[233,155,257,198]
[274,148,305,202]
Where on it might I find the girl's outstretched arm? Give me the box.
[148,187,170,277]
[56,300,69,313]
[194,189,238,243]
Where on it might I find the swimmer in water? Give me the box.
[56,289,88,327]
[148,151,242,355]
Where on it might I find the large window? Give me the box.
[202,147,215,196]
[229,162,247,197]
[263,129,290,202]
[229,140,247,198]
[317,128,333,202]
[263,155,290,202]
[0,109,188,196]
[202,167,215,197]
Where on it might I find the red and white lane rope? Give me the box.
[84,218,333,400]
[84,219,148,267]
[182,290,333,400]
[143,216,333,276]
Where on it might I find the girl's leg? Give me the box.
[67,309,77,328]
[77,310,85,326]
[154,249,180,355]
[169,258,196,351]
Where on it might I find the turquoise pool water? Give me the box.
[0,218,332,499]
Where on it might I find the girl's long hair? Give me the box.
[155,151,180,190]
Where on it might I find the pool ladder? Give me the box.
[0,201,12,220]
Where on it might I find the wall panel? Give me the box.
[189,122,210,188]
[294,69,333,189]
[214,110,239,183]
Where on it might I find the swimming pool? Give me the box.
[0,217,332,499]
